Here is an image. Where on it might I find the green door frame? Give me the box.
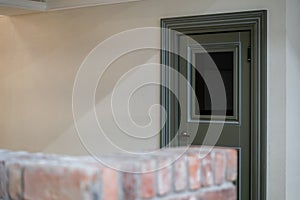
[160,10,267,200]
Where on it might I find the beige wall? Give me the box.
[0,0,287,199]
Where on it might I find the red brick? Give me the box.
[122,172,137,200]
[7,162,23,200]
[0,161,7,199]
[174,156,187,191]
[188,154,201,190]
[140,160,155,199]
[201,154,214,187]
[23,163,101,200]
[214,152,226,185]
[102,167,118,200]
[0,151,29,200]
[198,184,237,200]
[0,147,239,200]
[141,172,155,199]
[226,150,238,181]
[157,158,171,196]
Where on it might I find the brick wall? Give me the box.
[0,147,237,200]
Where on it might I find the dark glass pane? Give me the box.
[194,51,234,116]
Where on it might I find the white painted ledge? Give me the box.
[47,0,140,10]
[0,0,46,11]
[0,0,142,15]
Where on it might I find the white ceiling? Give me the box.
[0,0,141,15]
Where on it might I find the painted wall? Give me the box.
[286,0,300,199]
[0,0,287,199]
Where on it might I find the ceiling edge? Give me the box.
[46,0,140,11]
[0,0,46,11]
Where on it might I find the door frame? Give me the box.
[160,10,267,200]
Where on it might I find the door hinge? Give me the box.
[247,46,251,63]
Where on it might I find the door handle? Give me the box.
[179,132,190,146]
[181,132,190,137]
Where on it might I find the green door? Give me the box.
[161,11,267,200]
[177,31,251,200]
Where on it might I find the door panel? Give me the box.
[178,31,251,200]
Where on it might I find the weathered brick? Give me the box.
[7,162,23,200]
[140,172,155,199]
[174,156,187,191]
[102,167,118,200]
[226,150,238,181]
[0,161,7,199]
[0,147,239,200]
[201,154,214,187]
[122,172,137,200]
[198,184,237,200]
[23,163,101,200]
[214,152,226,185]
[0,151,28,200]
[2,151,66,200]
[157,158,171,196]
[188,154,201,190]
[140,159,155,199]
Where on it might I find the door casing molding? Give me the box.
[160,10,267,200]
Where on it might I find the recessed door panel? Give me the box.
[188,42,240,123]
